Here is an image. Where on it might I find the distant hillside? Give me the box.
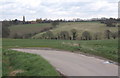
[32,22,118,39]
[9,23,52,37]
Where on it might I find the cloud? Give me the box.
[0,0,118,20]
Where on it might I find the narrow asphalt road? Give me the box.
[12,48,118,76]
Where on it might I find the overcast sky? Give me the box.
[0,0,119,21]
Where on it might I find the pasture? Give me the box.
[3,39,118,62]
[9,23,52,36]
[33,22,118,39]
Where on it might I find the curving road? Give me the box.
[12,48,118,76]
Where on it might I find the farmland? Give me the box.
[3,39,118,62]
[8,22,118,39]
[9,23,52,36]
[3,21,119,76]
[32,22,118,39]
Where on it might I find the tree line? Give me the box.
[100,18,119,27]
[34,29,119,40]
[3,17,120,25]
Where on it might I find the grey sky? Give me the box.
[0,0,119,21]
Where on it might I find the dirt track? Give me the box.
[12,48,118,76]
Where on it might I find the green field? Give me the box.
[9,22,118,39]
[2,49,60,76]
[3,39,118,62]
[3,22,118,76]
[9,23,52,36]
[32,22,118,39]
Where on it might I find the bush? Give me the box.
[82,31,92,40]
[104,30,111,39]
[58,31,70,40]
[71,29,78,40]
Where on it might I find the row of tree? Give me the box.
[2,17,120,27]
[35,29,119,40]
[36,18,120,23]
[3,24,119,40]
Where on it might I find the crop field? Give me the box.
[3,39,118,62]
[2,49,60,76]
[33,22,118,38]
[9,23,52,36]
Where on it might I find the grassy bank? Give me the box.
[3,39,118,62]
[2,49,60,76]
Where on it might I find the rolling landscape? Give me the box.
[2,18,119,77]
[1,0,119,77]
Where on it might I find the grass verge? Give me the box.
[2,49,60,76]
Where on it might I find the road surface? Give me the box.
[12,48,118,76]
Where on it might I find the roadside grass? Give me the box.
[2,49,60,76]
[3,39,118,62]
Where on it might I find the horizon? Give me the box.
[1,16,118,21]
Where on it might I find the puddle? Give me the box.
[103,61,113,64]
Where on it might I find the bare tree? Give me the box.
[105,18,117,27]
[111,32,118,39]
[104,30,111,39]
[71,29,78,40]
[82,31,91,40]
[59,31,70,40]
